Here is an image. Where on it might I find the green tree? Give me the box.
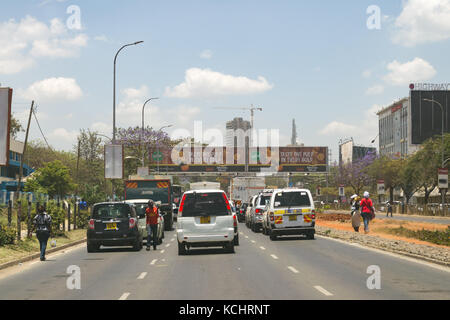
[398,158,421,207]
[367,156,402,202]
[35,161,75,199]
[10,114,24,139]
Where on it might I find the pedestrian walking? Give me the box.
[386,200,393,218]
[145,200,160,251]
[360,192,376,234]
[350,195,361,233]
[32,205,52,261]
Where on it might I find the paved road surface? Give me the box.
[0,225,449,300]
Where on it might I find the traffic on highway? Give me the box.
[0,1,449,313]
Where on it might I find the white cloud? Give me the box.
[200,49,213,59]
[383,58,436,86]
[319,104,382,145]
[164,68,274,99]
[0,15,88,74]
[20,77,83,102]
[366,85,384,95]
[48,127,78,150]
[393,0,450,46]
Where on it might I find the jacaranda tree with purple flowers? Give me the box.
[337,150,377,196]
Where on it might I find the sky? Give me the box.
[2,0,450,162]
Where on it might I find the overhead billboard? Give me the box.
[0,88,12,167]
[148,146,328,173]
[410,90,450,145]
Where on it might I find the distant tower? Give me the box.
[291,119,298,146]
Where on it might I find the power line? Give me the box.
[32,105,53,151]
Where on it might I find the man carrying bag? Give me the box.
[32,205,52,262]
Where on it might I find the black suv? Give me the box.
[237,203,247,223]
[87,202,143,252]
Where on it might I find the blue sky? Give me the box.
[2,0,450,162]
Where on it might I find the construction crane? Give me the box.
[213,105,263,131]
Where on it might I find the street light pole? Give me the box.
[141,98,159,166]
[156,125,173,173]
[423,98,446,212]
[113,41,144,143]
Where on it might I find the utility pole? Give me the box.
[15,101,34,242]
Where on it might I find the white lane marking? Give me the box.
[240,232,244,235]
[288,266,299,274]
[316,235,450,273]
[165,244,170,248]
[119,292,130,300]
[245,236,249,239]
[150,259,158,265]
[260,246,266,251]
[171,238,175,242]
[161,250,165,254]
[137,272,147,280]
[314,286,334,296]
[271,255,279,260]
[251,240,256,244]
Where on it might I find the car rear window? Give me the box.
[274,192,311,208]
[182,192,230,217]
[93,204,131,219]
[258,195,272,206]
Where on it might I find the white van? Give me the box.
[264,189,316,240]
[177,190,236,255]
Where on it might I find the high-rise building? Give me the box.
[339,138,376,166]
[225,117,251,148]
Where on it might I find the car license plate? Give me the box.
[200,217,211,224]
[289,215,298,222]
[106,223,117,230]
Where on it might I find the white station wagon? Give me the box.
[177,190,237,255]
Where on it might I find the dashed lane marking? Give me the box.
[119,293,130,300]
[137,272,147,280]
[150,259,158,265]
[314,286,334,297]
[271,255,279,260]
[166,244,171,248]
[288,266,299,274]
[161,250,165,254]
[260,247,266,251]
[251,240,256,244]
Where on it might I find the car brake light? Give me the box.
[255,209,262,214]
[270,213,274,222]
[233,215,237,227]
[129,218,136,229]
[89,219,95,230]
[178,194,187,217]
[222,193,231,212]
[312,210,316,220]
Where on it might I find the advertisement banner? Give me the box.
[149,146,328,173]
[438,168,448,189]
[0,88,12,167]
[377,180,385,195]
[104,144,124,179]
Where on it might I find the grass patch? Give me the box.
[381,226,450,246]
[0,229,86,265]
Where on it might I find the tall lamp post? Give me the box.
[113,41,144,143]
[156,125,173,173]
[141,98,159,165]
[423,98,446,211]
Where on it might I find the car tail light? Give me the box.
[233,215,237,228]
[222,193,231,212]
[270,212,274,222]
[178,194,187,217]
[88,219,95,230]
[255,209,262,214]
[312,210,316,220]
[129,218,136,229]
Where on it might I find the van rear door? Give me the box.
[273,191,315,228]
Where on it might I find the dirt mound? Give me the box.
[317,213,351,222]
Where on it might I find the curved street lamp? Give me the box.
[113,41,144,143]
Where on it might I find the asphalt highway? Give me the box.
[0,224,449,300]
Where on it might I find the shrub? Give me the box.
[46,201,66,237]
[0,223,16,246]
[76,209,90,229]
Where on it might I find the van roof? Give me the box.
[184,189,225,194]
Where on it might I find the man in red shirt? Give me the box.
[146,200,160,251]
